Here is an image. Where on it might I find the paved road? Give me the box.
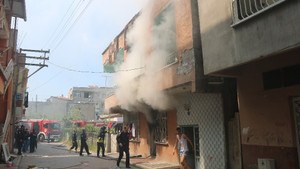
[18,142,139,169]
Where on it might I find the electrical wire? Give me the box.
[48,61,145,73]
[42,0,77,49]
[48,0,85,50]
[52,0,94,52]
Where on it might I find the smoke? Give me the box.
[113,0,178,121]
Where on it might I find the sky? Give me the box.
[17,0,141,102]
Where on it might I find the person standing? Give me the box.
[16,125,25,155]
[79,129,91,156]
[173,127,194,169]
[116,125,130,168]
[69,130,78,153]
[97,127,107,157]
[29,129,37,153]
[23,128,30,152]
[47,132,51,143]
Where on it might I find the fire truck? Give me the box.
[72,121,87,128]
[20,119,62,142]
[72,120,106,128]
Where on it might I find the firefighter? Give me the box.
[47,132,51,143]
[79,129,91,156]
[116,125,130,168]
[16,125,25,155]
[69,130,78,153]
[30,129,37,153]
[97,126,107,157]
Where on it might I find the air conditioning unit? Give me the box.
[258,159,275,169]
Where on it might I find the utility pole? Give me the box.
[11,48,50,152]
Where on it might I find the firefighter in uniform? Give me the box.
[69,130,78,153]
[29,129,37,153]
[116,125,130,168]
[79,129,91,156]
[97,126,107,157]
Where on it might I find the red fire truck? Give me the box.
[72,121,87,128]
[20,119,62,142]
[72,120,106,128]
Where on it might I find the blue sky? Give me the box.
[18,0,140,101]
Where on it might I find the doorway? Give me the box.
[181,125,200,169]
[292,97,300,167]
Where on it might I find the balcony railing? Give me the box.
[231,0,286,26]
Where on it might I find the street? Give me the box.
[18,142,140,169]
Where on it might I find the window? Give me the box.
[125,113,139,141]
[50,123,61,130]
[263,69,281,90]
[43,123,48,128]
[74,92,81,98]
[84,92,90,98]
[154,3,177,66]
[232,0,287,26]
[263,64,300,90]
[155,112,168,144]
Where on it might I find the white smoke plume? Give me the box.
[113,0,177,118]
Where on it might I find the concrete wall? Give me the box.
[26,101,68,120]
[129,113,150,157]
[238,51,300,169]
[177,93,226,169]
[198,0,300,75]
[105,95,118,111]
[155,109,179,164]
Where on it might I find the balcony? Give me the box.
[232,0,286,26]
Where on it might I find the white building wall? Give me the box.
[177,93,226,169]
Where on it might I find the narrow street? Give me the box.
[18,142,140,169]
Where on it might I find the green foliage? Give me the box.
[62,109,84,128]
[85,124,100,133]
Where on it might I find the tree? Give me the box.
[63,109,84,128]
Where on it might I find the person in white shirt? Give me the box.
[173,127,194,169]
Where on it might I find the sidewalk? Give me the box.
[105,152,180,169]
[0,153,22,169]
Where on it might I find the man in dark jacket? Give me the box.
[16,125,25,155]
[79,129,91,156]
[97,127,107,157]
[29,129,37,153]
[116,125,130,168]
[69,130,78,153]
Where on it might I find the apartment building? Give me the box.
[0,0,27,151]
[198,0,300,168]
[103,1,236,168]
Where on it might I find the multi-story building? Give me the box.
[26,86,115,121]
[198,0,300,168]
[0,0,27,151]
[68,86,115,120]
[103,0,236,168]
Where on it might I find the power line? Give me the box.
[47,0,85,50]
[48,61,145,73]
[42,0,77,49]
[52,0,94,52]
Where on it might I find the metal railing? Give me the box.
[232,0,286,26]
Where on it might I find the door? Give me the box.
[182,126,197,169]
[194,126,200,169]
[33,122,39,133]
[292,97,300,167]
